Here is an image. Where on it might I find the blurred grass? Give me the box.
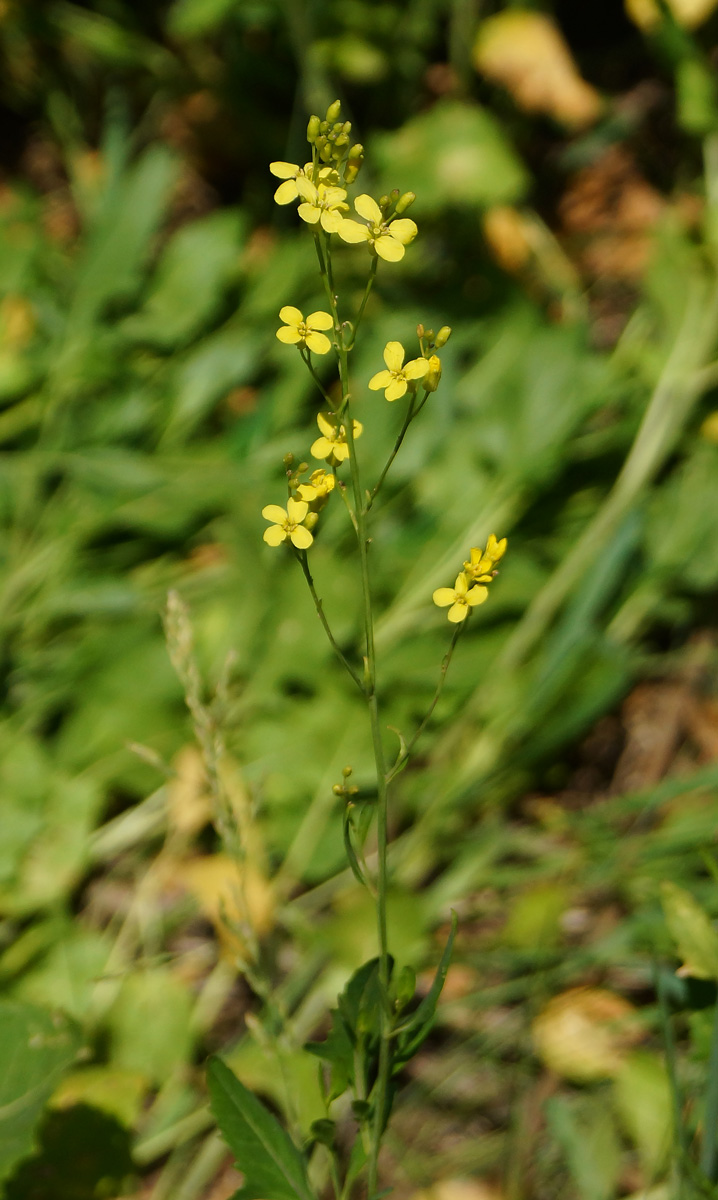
[2,0,718,1197]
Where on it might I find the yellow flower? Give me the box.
[463,534,507,581]
[368,341,429,401]
[276,306,334,355]
[262,497,314,549]
[298,468,336,505]
[269,161,337,205]
[338,194,418,262]
[311,412,363,464]
[433,572,488,623]
[296,178,349,233]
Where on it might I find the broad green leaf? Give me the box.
[613,1052,672,1174]
[661,881,718,981]
[109,969,194,1085]
[0,1000,83,1183]
[372,100,529,214]
[207,1057,314,1200]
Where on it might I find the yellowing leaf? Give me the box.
[167,745,211,837]
[613,1053,672,1175]
[532,988,641,1081]
[660,880,718,980]
[413,1179,504,1200]
[182,854,275,960]
[625,0,718,29]
[473,11,602,129]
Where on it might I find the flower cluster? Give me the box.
[269,100,418,266]
[433,536,507,622]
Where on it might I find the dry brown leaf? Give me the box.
[473,11,602,129]
[482,206,533,272]
[532,987,642,1081]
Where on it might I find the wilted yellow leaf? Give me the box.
[626,0,718,29]
[532,987,642,1081]
[660,880,718,980]
[413,1179,504,1200]
[182,853,275,960]
[472,11,602,129]
[167,744,212,837]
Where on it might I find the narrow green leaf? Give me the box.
[207,1057,314,1200]
[394,911,458,1066]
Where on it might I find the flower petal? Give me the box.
[298,203,321,224]
[323,186,348,205]
[276,326,302,344]
[263,525,287,546]
[305,330,331,355]
[321,209,344,234]
[466,586,489,606]
[351,420,363,438]
[404,357,430,380]
[354,194,382,224]
[316,412,335,437]
[385,378,407,402]
[338,219,371,245]
[368,369,393,390]
[374,235,405,263]
[279,306,303,326]
[306,311,334,330]
[262,505,288,523]
[295,177,317,202]
[311,436,333,458]
[432,588,456,608]
[332,442,350,461]
[287,497,309,522]
[388,218,418,245]
[274,180,299,205]
[383,341,405,371]
[448,601,469,623]
[454,572,469,595]
[269,161,299,179]
[290,526,313,550]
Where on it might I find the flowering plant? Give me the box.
[208,100,506,1200]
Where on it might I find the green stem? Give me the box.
[301,348,336,409]
[385,622,464,784]
[701,990,718,1181]
[295,550,364,693]
[347,258,378,349]
[367,389,423,512]
[325,265,391,1198]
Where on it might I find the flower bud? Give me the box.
[424,354,442,392]
[326,99,342,123]
[298,462,308,473]
[416,323,425,338]
[304,511,319,530]
[319,141,333,163]
[319,119,329,134]
[423,328,434,342]
[341,121,352,134]
[348,143,363,160]
[283,452,295,469]
[334,132,349,148]
[332,783,344,796]
[390,188,400,201]
[379,194,390,209]
[342,765,353,777]
[435,325,452,347]
[395,191,416,214]
[307,115,321,142]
